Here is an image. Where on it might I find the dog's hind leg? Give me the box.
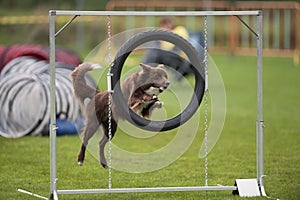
[77,115,99,166]
[99,135,108,169]
[99,119,117,169]
[77,144,86,166]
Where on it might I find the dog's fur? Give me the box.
[71,62,170,168]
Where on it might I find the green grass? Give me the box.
[1,55,300,199]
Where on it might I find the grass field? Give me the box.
[0,55,299,200]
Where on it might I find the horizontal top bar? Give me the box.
[50,10,261,17]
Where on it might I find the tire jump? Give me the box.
[111,29,206,132]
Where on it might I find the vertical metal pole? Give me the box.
[49,10,58,200]
[256,11,265,194]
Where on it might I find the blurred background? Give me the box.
[0,0,299,63]
[1,2,300,199]
[0,0,299,138]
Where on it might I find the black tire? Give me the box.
[111,29,205,132]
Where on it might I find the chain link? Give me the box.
[107,15,113,190]
[107,15,112,68]
[203,15,209,187]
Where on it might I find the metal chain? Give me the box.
[107,15,113,190]
[203,15,209,188]
[107,15,112,70]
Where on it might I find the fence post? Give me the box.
[294,7,300,66]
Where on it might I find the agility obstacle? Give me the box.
[19,10,266,199]
[0,45,84,138]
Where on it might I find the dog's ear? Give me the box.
[140,63,151,71]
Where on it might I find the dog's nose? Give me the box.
[165,81,170,88]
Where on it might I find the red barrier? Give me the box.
[0,45,82,71]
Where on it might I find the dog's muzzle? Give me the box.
[159,81,170,93]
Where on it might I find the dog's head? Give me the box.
[139,63,170,96]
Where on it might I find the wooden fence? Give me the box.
[0,1,298,63]
[106,0,300,64]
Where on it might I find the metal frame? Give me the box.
[49,10,264,199]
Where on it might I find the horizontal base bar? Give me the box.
[57,185,237,195]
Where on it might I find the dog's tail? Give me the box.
[70,62,100,105]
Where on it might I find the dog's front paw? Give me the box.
[154,101,163,108]
[152,95,158,100]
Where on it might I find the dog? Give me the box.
[71,62,170,168]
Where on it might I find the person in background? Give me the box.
[143,17,204,80]
[159,17,189,59]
